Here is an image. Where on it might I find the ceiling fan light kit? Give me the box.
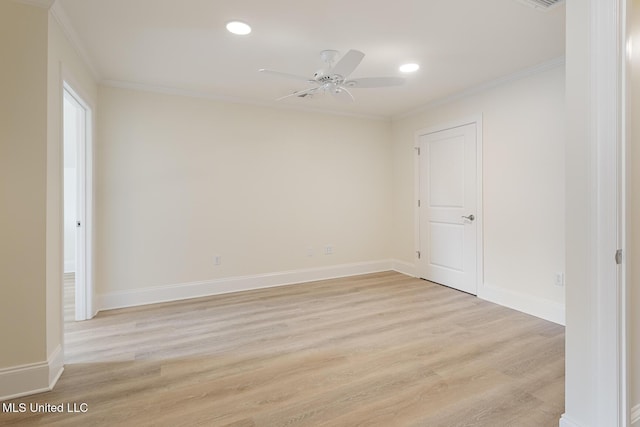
[260,49,408,102]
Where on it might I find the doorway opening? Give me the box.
[63,82,93,324]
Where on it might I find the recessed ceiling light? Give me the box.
[226,21,251,35]
[399,63,420,73]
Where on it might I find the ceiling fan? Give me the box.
[259,49,405,102]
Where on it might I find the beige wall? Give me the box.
[629,0,640,415]
[391,66,565,310]
[0,0,98,397]
[47,11,98,354]
[97,87,392,294]
[0,0,98,389]
[0,1,49,369]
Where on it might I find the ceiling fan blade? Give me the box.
[344,77,405,88]
[259,69,314,83]
[332,86,355,102]
[331,49,364,79]
[275,86,318,101]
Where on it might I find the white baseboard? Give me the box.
[559,414,582,427]
[99,260,394,311]
[97,261,564,326]
[632,403,640,426]
[48,345,64,388]
[478,282,565,325]
[391,259,417,277]
[559,404,639,427]
[0,345,64,401]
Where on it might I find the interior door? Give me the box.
[417,123,477,294]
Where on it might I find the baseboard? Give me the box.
[98,261,565,325]
[98,260,394,311]
[48,345,64,389]
[391,259,417,277]
[478,282,565,325]
[559,414,582,427]
[560,404,640,427]
[632,403,640,426]
[0,345,64,401]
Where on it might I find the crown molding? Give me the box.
[101,79,390,122]
[394,56,566,120]
[49,1,102,81]
[11,0,55,8]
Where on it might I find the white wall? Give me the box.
[391,65,566,323]
[96,86,392,300]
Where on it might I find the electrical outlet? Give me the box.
[554,272,565,287]
[307,247,314,257]
[324,245,333,255]
[214,255,222,266]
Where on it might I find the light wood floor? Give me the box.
[2,272,564,426]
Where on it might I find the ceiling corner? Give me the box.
[49,1,103,82]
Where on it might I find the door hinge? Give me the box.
[416,250,421,259]
[418,199,421,207]
[615,249,622,265]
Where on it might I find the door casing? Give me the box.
[62,80,94,322]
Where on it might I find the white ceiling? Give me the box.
[54,0,565,119]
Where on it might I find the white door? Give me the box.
[417,123,478,294]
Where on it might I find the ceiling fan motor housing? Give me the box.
[313,69,327,79]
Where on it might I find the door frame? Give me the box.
[62,78,95,321]
[414,114,483,294]
[561,1,629,425]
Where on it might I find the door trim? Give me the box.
[414,114,483,294]
[561,1,628,425]
[590,0,627,423]
[62,78,94,321]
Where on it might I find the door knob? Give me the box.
[461,214,475,221]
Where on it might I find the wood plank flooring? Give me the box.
[1,272,565,426]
